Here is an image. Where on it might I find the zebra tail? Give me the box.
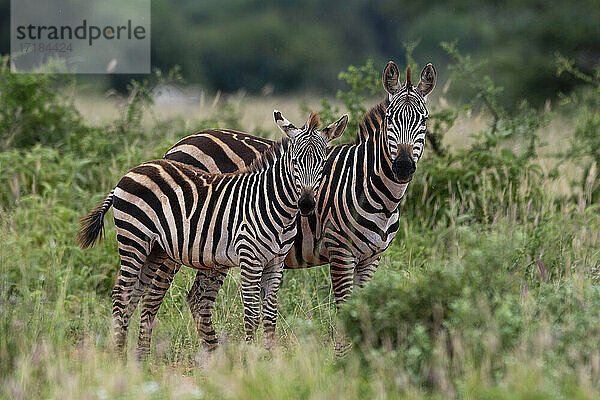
[76,190,114,249]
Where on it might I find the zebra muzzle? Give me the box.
[298,192,316,216]
[392,146,416,183]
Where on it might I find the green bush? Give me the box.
[0,57,92,149]
[340,209,600,391]
[556,55,600,204]
[341,228,524,382]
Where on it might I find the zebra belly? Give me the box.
[317,209,400,265]
[183,228,294,271]
[281,211,400,268]
[185,245,239,270]
[177,228,242,270]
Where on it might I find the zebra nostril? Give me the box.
[392,149,416,182]
[298,195,316,216]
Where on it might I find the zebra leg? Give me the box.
[328,253,357,357]
[119,264,152,332]
[112,242,152,356]
[261,258,284,350]
[354,256,380,287]
[135,250,180,360]
[329,254,358,307]
[240,259,262,343]
[186,267,228,352]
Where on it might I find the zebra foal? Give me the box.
[77,110,348,357]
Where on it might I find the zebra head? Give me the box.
[383,61,437,183]
[274,110,348,216]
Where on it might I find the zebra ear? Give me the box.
[383,61,400,95]
[322,114,348,142]
[274,110,299,139]
[417,63,437,101]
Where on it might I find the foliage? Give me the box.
[0,56,91,149]
[412,42,550,226]
[341,211,600,390]
[556,54,600,203]
[341,228,523,385]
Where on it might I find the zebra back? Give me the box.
[164,129,275,173]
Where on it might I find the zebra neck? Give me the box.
[355,97,389,143]
[249,152,298,228]
[345,97,408,203]
[372,131,410,203]
[357,98,408,196]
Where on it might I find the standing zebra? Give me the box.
[77,110,348,356]
[149,61,436,350]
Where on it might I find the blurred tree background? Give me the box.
[1,0,599,105]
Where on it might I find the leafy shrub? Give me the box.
[405,146,544,226]
[0,56,92,149]
[556,55,600,204]
[340,228,524,383]
[340,207,600,391]
[531,280,600,371]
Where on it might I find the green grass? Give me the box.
[2,190,599,398]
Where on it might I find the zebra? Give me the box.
[77,110,348,357]
[147,61,436,350]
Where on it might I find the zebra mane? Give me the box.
[355,96,390,143]
[237,137,290,175]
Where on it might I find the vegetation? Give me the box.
[556,54,600,203]
[1,46,600,398]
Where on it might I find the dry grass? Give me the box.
[75,91,332,139]
[77,92,579,198]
